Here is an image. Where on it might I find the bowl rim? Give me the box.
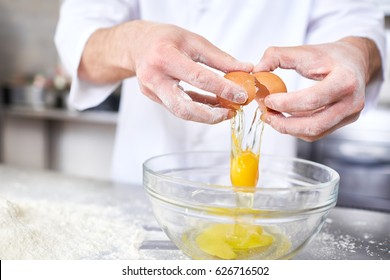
[143,151,340,193]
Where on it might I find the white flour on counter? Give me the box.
[0,195,145,259]
[304,218,390,260]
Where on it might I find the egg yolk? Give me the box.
[230,150,259,188]
[195,224,273,259]
[229,111,261,189]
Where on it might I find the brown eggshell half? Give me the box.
[218,71,259,110]
[252,72,287,112]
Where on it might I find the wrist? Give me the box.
[113,20,148,76]
[78,20,148,84]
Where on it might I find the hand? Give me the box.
[79,20,253,124]
[254,37,381,141]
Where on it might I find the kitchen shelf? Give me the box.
[0,105,117,179]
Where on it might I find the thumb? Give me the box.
[254,46,301,73]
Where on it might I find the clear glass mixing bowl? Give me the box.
[143,151,339,260]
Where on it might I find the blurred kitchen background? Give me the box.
[0,0,389,212]
[0,0,120,182]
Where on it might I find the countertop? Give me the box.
[0,165,389,260]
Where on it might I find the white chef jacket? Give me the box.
[55,0,386,184]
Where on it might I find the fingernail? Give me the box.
[232,91,247,103]
[260,112,270,123]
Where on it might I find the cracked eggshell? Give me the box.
[218,71,287,111]
[218,71,260,110]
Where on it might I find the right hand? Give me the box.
[254,37,381,141]
[79,20,253,124]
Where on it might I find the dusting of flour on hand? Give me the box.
[0,196,144,259]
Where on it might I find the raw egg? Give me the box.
[230,150,259,187]
[194,71,287,260]
[223,71,287,189]
[195,223,274,259]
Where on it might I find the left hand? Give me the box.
[254,37,381,141]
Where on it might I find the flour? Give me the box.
[312,229,389,260]
[320,232,357,252]
[0,195,145,260]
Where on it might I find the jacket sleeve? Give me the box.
[54,0,139,110]
[306,0,386,109]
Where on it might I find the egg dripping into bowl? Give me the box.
[193,71,288,259]
[219,71,287,190]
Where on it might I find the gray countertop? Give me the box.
[0,165,389,260]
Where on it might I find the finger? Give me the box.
[264,71,351,113]
[185,90,220,106]
[263,101,360,141]
[288,106,326,117]
[295,112,360,141]
[163,50,249,104]
[260,110,284,122]
[139,83,164,105]
[254,46,301,72]
[290,110,360,142]
[156,79,235,124]
[189,35,254,73]
[254,45,329,81]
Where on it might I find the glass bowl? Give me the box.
[143,151,339,260]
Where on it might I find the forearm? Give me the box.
[78,21,143,84]
[340,36,382,85]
